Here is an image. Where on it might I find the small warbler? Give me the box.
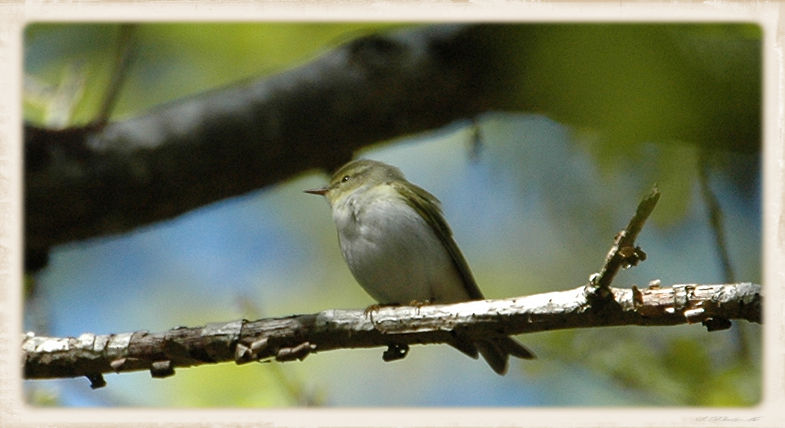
[306,159,534,375]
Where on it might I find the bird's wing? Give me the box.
[391,180,486,300]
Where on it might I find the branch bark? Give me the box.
[22,282,761,387]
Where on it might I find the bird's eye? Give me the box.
[341,175,351,183]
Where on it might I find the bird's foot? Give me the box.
[407,299,432,307]
[363,302,399,316]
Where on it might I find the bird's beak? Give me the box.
[304,187,328,196]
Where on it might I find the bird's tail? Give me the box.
[475,336,535,375]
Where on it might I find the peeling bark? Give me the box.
[22,282,761,386]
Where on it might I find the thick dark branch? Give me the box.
[22,282,761,386]
[25,24,501,269]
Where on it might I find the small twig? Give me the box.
[467,118,483,160]
[93,24,137,127]
[697,151,749,362]
[697,153,736,283]
[589,186,661,296]
[46,62,87,129]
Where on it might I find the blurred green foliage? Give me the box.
[505,24,761,152]
[24,23,400,125]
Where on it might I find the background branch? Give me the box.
[698,152,736,283]
[697,150,752,362]
[24,24,495,269]
[22,282,761,387]
[93,24,138,127]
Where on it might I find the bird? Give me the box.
[305,159,534,374]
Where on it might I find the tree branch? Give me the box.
[22,282,761,388]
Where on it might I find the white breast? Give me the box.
[332,184,469,304]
